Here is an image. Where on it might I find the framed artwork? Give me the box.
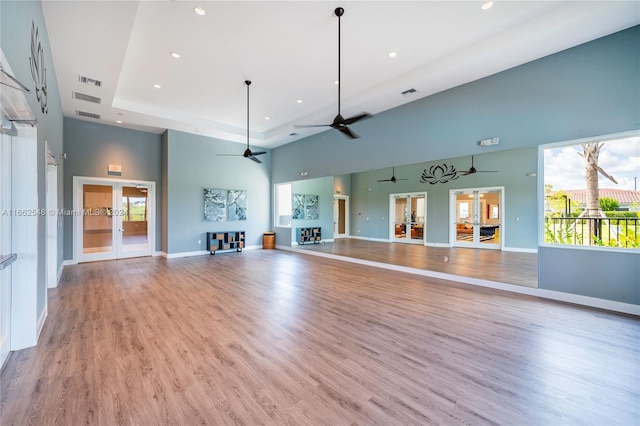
[204,188,227,221]
[292,194,305,219]
[304,195,319,219]
[292,194,319,220]
[228,189,247,221]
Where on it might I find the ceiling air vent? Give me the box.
[78,75,102,87]
[401,88,418,97]
[72,91,101,104]
[76,110,101,120]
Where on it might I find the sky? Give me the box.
[544,136,640,192]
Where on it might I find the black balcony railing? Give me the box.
[544,216,640,248]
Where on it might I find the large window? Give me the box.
[543,134,639,248]
[275,183,292,227]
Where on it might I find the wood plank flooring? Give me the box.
[1,251,638,425]
[295,239,538,287]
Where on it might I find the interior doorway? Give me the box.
[73,177,156,263]
[333,195,349,239]
[451,187,503,249]
[390,192,426,244]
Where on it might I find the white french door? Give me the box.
[74,177,155,263]
[390,192,426,244]
[451,187,503,249]
[333,196,349,239]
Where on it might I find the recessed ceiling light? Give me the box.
[170,52,181,59]
[388,51,397,58]
[153,84,161,89]
[116,120,123,124]
[481,1,493,10]
[296,99,302,103]
[334,80,339,85]
[194,7,206,16]
[265,116,270,120]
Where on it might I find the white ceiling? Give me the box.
[42,1,639,150]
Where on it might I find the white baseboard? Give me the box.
[287,248,638,316]
[62,259,77,266]
[154,251,167,258]
[503,247,538,254]
[57,263,64,284]
[349,236,391,243]
[36,305,48,343]
[166,245,261,259]
[425,242,452,248]
[166,250,209,259]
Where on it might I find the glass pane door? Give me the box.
[452,187,502,249]
[82,184,115,258]
[76,178,154,262]
[118,185,150,257]
[391,193,426,244]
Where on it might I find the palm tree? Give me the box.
[578,142,617,241]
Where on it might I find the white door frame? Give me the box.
[389,192,427,245]
[0,132,13,368]
[73,176,156,263]
[450,186,504,250]
[333,195,349,239]
[46,142,58,288]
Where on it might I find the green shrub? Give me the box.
[599,197,619,211]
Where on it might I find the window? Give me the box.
[275,183,292,227]
[543,135,639,248]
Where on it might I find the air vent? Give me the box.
[76,110,101,120]
[78,75,102,87]
[72,91,101,104]
[401,88,418,97]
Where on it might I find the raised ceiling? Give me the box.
[42,1,639,149]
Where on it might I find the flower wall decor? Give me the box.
[29,21,48,114]
[420,164,459,185]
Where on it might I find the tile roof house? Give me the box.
[562,189,640,211]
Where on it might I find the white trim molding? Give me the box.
[503,247,538,254]
[285,247,638,316]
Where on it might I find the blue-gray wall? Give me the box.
[539,247,640,304]
[165,130,271,253]
[1,0,64,319]
[63,118,163,258]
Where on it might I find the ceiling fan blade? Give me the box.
[249,156,263,164]
[461,170,473,176]
[294,124,332,128]
[377,179,392,182]
[338,126,358,139]
[251,151,267,156]
[217,153,243,157]
[342,113,371,125]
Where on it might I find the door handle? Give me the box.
[118,228,124,232]
[0,253,17,270]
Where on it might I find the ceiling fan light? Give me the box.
[194,7,206,16]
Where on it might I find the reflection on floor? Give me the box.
[295,238,538,288]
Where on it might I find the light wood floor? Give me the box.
[1,251,638,425]
[295,238,538,287]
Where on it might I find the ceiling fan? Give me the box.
[378,167,408,183]
[218,80,266,164]
[294,7,371,139]
[461,155,498,176]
